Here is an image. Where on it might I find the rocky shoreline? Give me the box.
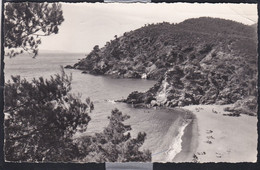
[66,17,257,116]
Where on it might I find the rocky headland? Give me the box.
[67,17,257,116]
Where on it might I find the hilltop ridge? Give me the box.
[68,17,257,114]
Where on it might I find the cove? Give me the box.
[4,52,191,162]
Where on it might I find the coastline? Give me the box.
[150,108,195,162]
[181,104,257,162]
[173,110,198,162]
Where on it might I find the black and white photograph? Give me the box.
[2,2,258,163]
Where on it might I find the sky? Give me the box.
[40,3,258,53]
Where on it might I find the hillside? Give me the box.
[68,17,257,113]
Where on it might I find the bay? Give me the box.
[4,52,186,161]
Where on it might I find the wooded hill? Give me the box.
[69,17,257,115]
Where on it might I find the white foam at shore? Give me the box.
[165,119,191,162]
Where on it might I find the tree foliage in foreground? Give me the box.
[78,109,151,162]
[5,69,93,162]
[4,2,64,57]
[4,70,151,162]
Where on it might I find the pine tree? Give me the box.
[4,2,64,57]
[4,68,93,162]
[79,109,151,162]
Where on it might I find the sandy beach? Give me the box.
[149,108,194,162]
[173,110,198,162]
[177,104,258,163]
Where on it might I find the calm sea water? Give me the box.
[4,52,186,162]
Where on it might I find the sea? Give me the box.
[4,52,190,162]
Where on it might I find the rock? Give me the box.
[171,101,179,107]
[126,91,144,104]
[224,107,235,112]
[124,71,142,79]
[90,68,103,75]
[141,73,147,79]
[143,93,156,104]
[150,100,158,107]
[165,101,172,107]
[215,100,227,105]
[115,99,127,103]
[178,101,185,107]
[64,65,74,69]
[224,96,257,116]
[133,103,147,108]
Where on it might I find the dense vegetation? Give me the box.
[4,70,151,162]
[71,17,256,79]
[4,2,64,57]
[76,109,151,162]
[4,2,151,162]
[70,17,257,115]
